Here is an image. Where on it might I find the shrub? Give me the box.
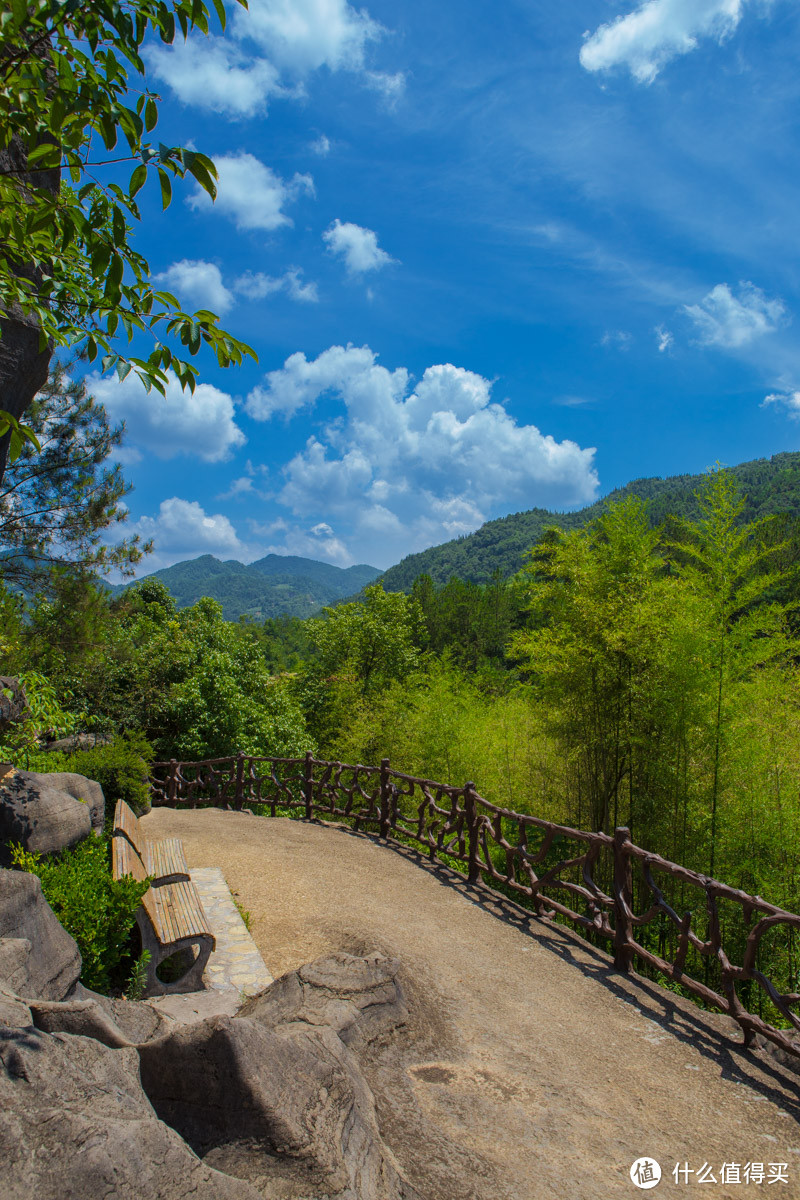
[10,838,149,993]
[67,732,154,817]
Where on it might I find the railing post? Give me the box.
[379,758,391,839]
[613,826,634,973]
[167,759,178,806]
[465,782,481,884]
[234,751,245,810]
[304,751,314,819]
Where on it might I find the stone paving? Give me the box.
[146,866,273,1025]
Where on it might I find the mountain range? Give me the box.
[377,451,800,591]
[114,452,800,617]
[110,554,381,621]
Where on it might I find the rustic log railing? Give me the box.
[150,752,800,1062]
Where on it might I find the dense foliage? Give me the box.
[0,362,148,589]
[0,0,255,414]
[11,838,149,993]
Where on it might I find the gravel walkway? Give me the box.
[144,807,800,1200]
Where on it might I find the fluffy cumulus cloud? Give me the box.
[188,153,314,232]
[235,267,319,303]
[153,259,234,314]
[147,0,399,118]
[684,281,787,350]
[146,40,284,118]
[244,344,599,566]
[580,0,758,84]
[89,371,246,462]
[127,499,249,572]
[323,220,396,276]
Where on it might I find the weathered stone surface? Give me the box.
[45,732,113,753]
[241,951,409,1052]
[0,769,92,861]
[71,981,176,1044]
[138,1011,420,1200]
[0,981,31,1029]
[0,1026,262,1200]
[30,997,133,1047]
[28,770,106,833]
[0,869,81,1000]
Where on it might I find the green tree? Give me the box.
[667,469,797,875]
[511,497,706,846]
[307,583,424,696]
[0,0,256,481]
[0,361,149,588]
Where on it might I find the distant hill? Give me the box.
[111,554,381,621]
[378,451,800,591]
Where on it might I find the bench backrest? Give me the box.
[113,799,144,854]
[112,834,147,884]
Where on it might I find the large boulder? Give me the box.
[0,770,93,862]
[0,1026,262,1200]
[138,1013,419,1200]
[28,771,105,833]
[240,951,409,1052]
[0,869,81,1000]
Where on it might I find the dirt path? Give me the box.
[144,807,800,1200]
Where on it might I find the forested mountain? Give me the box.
[110,554,380,620]
[379,451,800,590]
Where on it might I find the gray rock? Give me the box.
[29,997,133,1047]
[0,1026,262,1200]
[0,869,81,1000]
[70,980,176,1044]
[27,770,105,833]
[0,769,92,861]
[0,981,31,1029]
[241,950,409,1052]
[45,732,113,753]
[138,982,419,1199]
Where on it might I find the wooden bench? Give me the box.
[112,799,190,886]
[111,835,215,996]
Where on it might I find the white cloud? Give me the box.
[656,325,674,352]
[684,281,787,349]
[580,0,756,84]
[244,344,599,566]
[238,0,382,73]
[128,498,249,572]
[89,371,245,462]
[234,267,319,303]
[363,70,405,106]
[762,389,800,419]
[323,219,396,275]
[148,0,396,116]
[146,39,284,118]
[188,153,314,232]
[153,259,234,315]
[309,134,331,156]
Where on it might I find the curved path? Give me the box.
[144,807,800,1200]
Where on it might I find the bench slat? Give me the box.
[145,837,190,882]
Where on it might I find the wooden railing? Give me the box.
[150,751,800,1061]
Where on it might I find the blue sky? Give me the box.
[90,0,800,573]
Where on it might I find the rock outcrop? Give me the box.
[0,869,81,1000]
[0,869,420,1200]
[0,1027,263,1200]
[30,770,106,833]
[0,770,95,862]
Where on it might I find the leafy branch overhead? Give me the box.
[0,0,257,397]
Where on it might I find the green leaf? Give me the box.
[129,163,147,197]
[144,97,158,132]
[157,168,172,210]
